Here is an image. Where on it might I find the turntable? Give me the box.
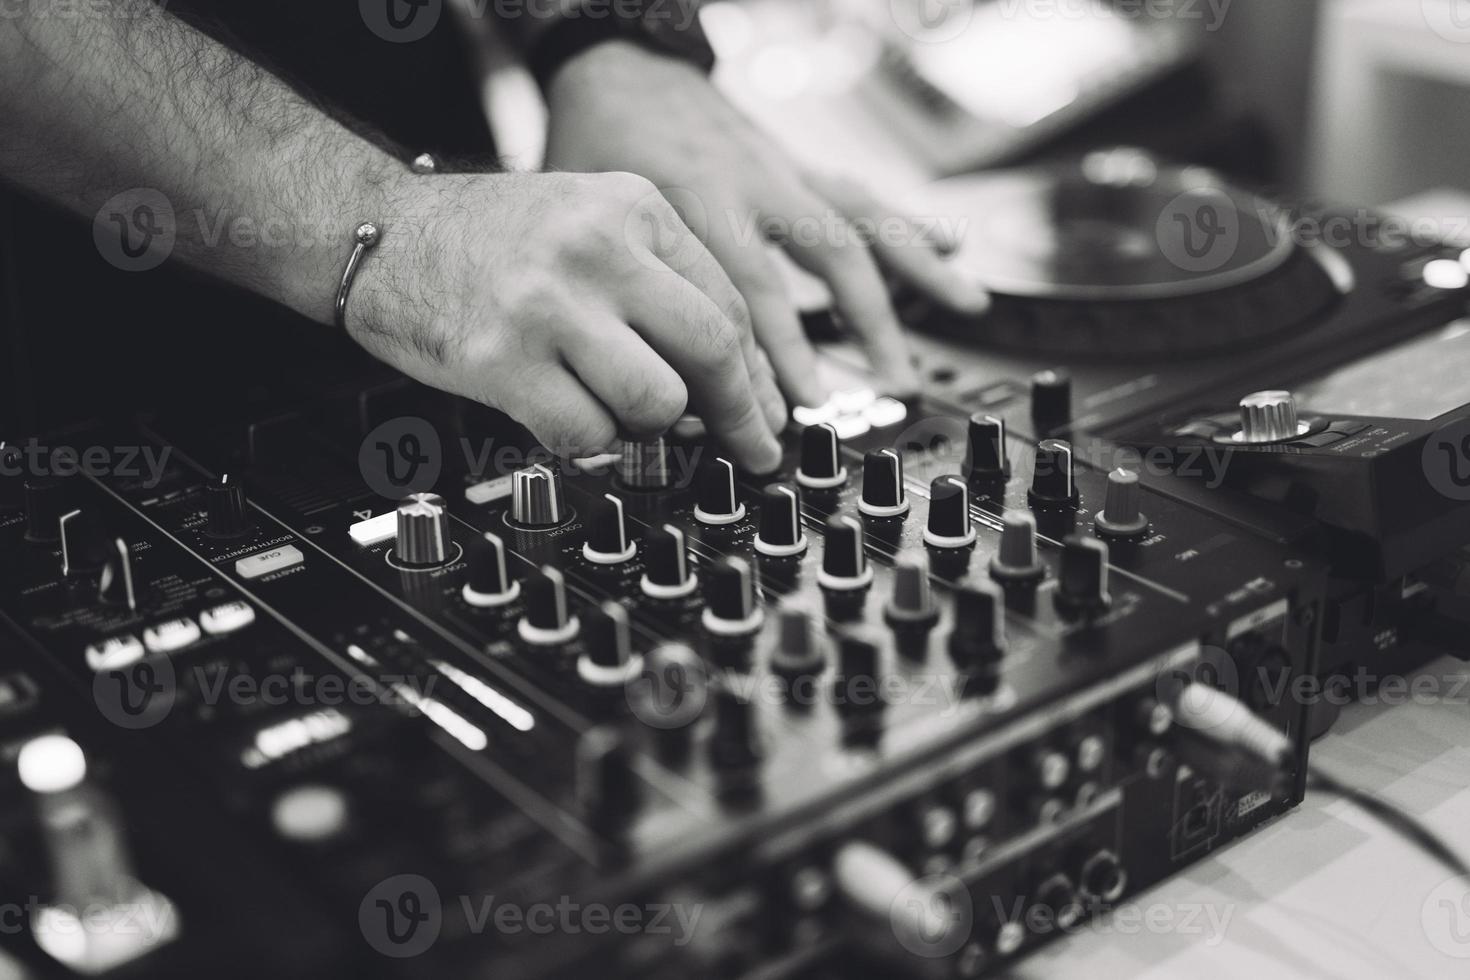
[914,149,1346,357]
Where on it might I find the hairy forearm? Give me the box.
[0,1,408,324]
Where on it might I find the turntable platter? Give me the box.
[931,165,1297,300]
[911,153,1343,358]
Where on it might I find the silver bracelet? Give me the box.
[334,222,380,331]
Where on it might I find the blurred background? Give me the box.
[486,0,1470,209]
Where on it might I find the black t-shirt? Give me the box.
[0,2,496,434]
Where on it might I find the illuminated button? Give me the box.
[1423,258,1469,290]
[864,397,909,429]
[142,617,201,654]
[464,475,514,506]
[84,635,145,672]
[200,601,256,635]
[271,784,348,843]
[235,544,304,579]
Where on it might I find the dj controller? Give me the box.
[1,152,1468,978]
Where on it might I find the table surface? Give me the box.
[1013,656,1470,980]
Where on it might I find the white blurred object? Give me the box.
[1307,0,1470,205]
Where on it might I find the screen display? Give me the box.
[1295,321,1470,420]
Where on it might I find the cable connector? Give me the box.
[1170,682,1292,767]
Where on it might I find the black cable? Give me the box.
[1307,767,1470,878]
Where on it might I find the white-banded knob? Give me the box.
[1238,391,1302,444]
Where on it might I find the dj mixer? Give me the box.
[1,151,1468,978]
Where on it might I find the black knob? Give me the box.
[1029,439,1077,506]
[205,474,250,538]
[1031,369,1072,434]
[695,457,745,526]
[583,493,636,564]
[23,478,69,542]
[618,438,670,490]
[640,523,696,599]
[578,600,641,686]
[510,463,566,527]
[755,484,808,558]
[1096,468,1149,537]
[833,624,884,715]
[97,538,136,611]
[702,556,763,635]
[58,508,109,576]
[463,531,519,607]
[796,424,847,489]
[990,510,1045,583]
[859,449,909,518]
[518,566,580,645]
[948,579,1007,670]
[963,414,1010,481]
[819,515,872,590]
[1056,535,1111,615]
[924,475,976,549]
[771,601,824,677]
[575,726,640,827]
[711,684,761,769]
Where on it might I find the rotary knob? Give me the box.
[702,556,763,636]
[755,484,808,557]
[462,531,520,607]
[97,537,137,611]
[575,727,640,828]
[578,601,642,687]
[990,510,1045,584]
[948,579,1007,674]
[59,508,109,576]
[395,493,451,566]
[1096,468,1149,537]
[584,493,636,564]
[796,423,847,489]
[205,474,250,538]
[859,449,909,518]
[1031,369,1072,434]
[1029,439,1076,506]
[771,601,824,677]
[963,414,1010,482]
[695,457,746,526]
[819,515,873,591]
[640,523,697,599]
[518,566,580,646]
[1056,535,1111,616]
[884,552,939,654]
[1238,390,1303,443]
[925,475,976,549]
[618,438,670,490]
[510,463,566,527]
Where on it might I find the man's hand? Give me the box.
[352,171,787,471]
[543,40,991,408]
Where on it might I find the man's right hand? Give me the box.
[350,171,788,473]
